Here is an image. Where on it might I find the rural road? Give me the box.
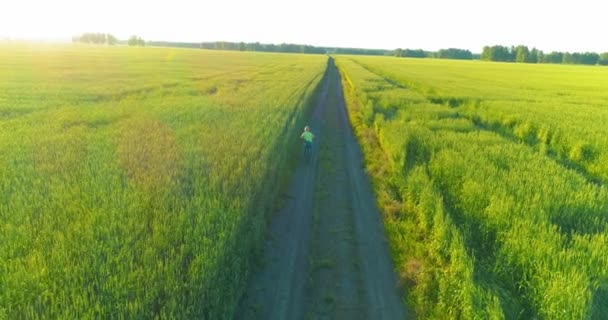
[236,59,407,320]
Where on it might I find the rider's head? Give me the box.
[304,126,310,132]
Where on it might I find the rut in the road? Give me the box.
[236,60,407,320]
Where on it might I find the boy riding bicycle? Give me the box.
[300,125,315,157]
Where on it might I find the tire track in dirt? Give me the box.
[235,66,328,320]
[331,61,407,320]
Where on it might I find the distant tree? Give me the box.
[79,33,91,43]
[73,32,117,45]
[128,35,145,46]
[239,42,246,51]
[515,45,529,63]
[562,52,577,64]
[580,52,599,65]
[481,45,514,62]
[481,46,491,60]
[543,51,563,64]
[403,49,427,58]
[96,33,106,44]
[78,33,88,43]
[107,34,118,45]
[88,33,103,44]
[213,41,226,50]
[562,52,596,65]
[267,44,277,52]
[560,52,598,65]
[506,46,517,62]
[529,48,541,63]
[437,48,473,60]
[536,50,544,63]
[277,43,298,53]
[394,48,427,58]
[599,53,608,65]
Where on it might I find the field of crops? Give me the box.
[336,56,608,319]
[0,44,327,318]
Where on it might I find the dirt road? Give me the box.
[236,60,408,320]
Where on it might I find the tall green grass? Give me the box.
[0,44,327,318]
[336,56,608,319]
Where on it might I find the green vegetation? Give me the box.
[482,45,607,65]
[436,48,473,60]
[335,55,608,319]
[394,49,428,58]
[0,44,326,318]
[393,48,474,60]
[72,33,118,45]
[127,36,146,47]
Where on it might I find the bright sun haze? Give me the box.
[1,0,606,52]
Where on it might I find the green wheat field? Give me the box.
[0,44,326,318]
[336,55,608,319]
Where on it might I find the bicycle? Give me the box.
[303,141,313,163]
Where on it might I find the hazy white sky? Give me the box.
[1,0,606,53]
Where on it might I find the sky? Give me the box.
[1,0,606,53]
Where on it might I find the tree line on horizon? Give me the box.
[392,46,608,66]
[153,41,607,65]
[72,33,145,46]
[68,36,608,65]
[147,41,469,59]
[481,45,608,65]
[146,41,327,54]
[72,33,118,45]
[394,48,476,60]
[127,36,145,47]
